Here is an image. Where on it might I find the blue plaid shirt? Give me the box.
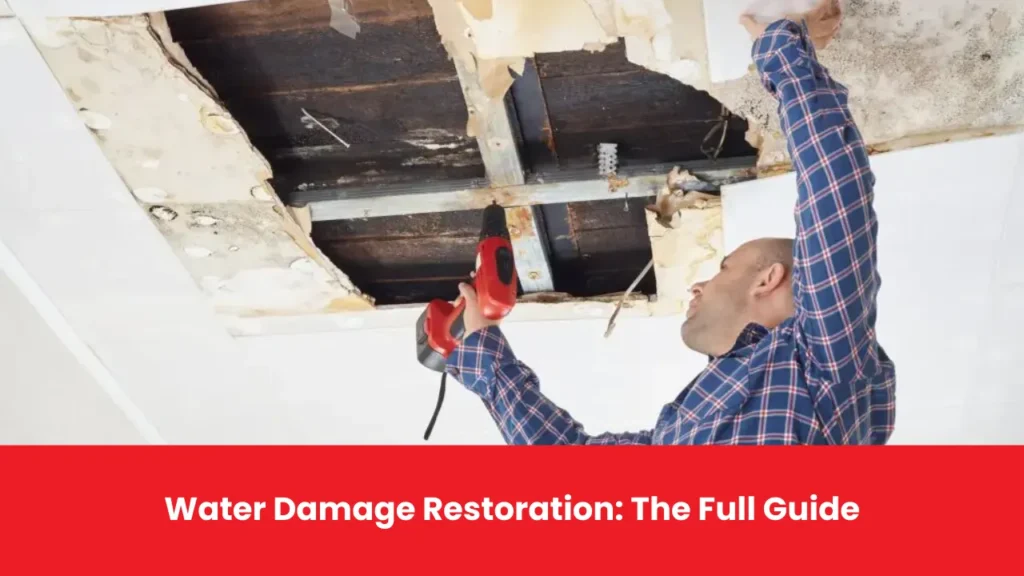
[446,19,896,445]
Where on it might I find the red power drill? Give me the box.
[416,201,518,439]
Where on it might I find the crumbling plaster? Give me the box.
[25,14,373,316]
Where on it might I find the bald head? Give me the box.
[681,237,796,357]
[751,238,794,273]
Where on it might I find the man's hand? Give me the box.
[458,282,501,335]
[739,0,841,49]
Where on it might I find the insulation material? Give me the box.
[708,0,1024,168]
[29,15,373,315]
[461,0,615,58]
[618,0,710,89]
[427,0,712,99]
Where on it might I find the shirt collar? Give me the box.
[723,323,769,357]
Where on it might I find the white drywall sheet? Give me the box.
[0,17,309,444]
[723,133,1024,444]
[0,2,13,17]
[0,269,147,444]
[5,0,246,17]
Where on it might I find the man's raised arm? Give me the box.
[446,326,653,445]
[752,18,883,385]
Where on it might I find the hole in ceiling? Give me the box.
[164,0,756,306]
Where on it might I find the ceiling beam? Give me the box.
[301,157,757,221]
[505,206,554,292]
[452,53,525,188]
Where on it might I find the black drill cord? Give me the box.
[423,372,446,441]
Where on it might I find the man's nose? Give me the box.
[690,281,706,297]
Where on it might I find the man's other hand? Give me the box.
[458,282,501,335]
[739,0,841,49]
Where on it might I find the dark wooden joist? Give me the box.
[508,58,559,173]
[220,77,465,147]
[310,197,658,305]
[171,22,452,93]
[528,41,756,170]
[165,0,480,198]
[164,0,754,306]
[312,209,485,304]
[165,0,433,41]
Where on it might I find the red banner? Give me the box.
[0,447,1017,573]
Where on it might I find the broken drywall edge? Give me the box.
[646,196,723,317]
[866,125,1024,156]
[147,11,219,98]
[222,297,665,337]
[5,0,248,18]
[738,124,1024,180]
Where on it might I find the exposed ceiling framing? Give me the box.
[10,0,1024,331]
[157,0,757,308]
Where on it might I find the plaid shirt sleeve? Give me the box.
[446,326,654,445]
[753,20,884,385]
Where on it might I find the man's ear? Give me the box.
[751,262,787,296]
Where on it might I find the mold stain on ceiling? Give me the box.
[708,0,1024,167]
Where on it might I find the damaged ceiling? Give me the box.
[710,0,1024,168]
[13,0,1024,324]
[160,0,755,307]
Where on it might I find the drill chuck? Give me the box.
[480,202,511,241]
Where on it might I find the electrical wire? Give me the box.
[423,372,446,441]
[604,258,655,338]
[701,105,730,160]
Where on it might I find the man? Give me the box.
[444,2,896,445]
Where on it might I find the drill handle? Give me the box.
[448,296,467,346]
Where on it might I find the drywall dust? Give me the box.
[710,0,1024,166]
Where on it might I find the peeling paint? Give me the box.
[646,192,724,316]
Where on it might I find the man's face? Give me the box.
[680,244,757,356]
